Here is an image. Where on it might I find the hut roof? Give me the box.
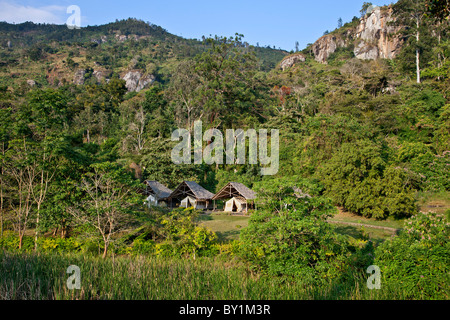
[145,180,173,200]
[213,182,257,200]
[169,181,214,201]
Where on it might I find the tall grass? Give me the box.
[0,251,409,300]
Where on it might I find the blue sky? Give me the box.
[0,0,397,51]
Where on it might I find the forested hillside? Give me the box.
[0,0,449,300]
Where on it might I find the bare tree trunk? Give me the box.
[34,202,41,251]
[61,219,67,238]
[10,138,35,249]
[19,233,23,249]
[102,242,108,259]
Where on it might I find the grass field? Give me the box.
[198,210,400,245]
[198,213,250,242]
[2,194,448,301]
[0,251,408,300]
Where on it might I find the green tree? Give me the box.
[360,2,373,17]
[375,211,450,299]
[193,34,262,128]
[393,0,430,83]
[0,107,11,237]
[4,138,37,248]
[140,138,203,189]
[425,0,450,20]
[319,140,417,219]
[68,162,141,258]
[240,177,349,283]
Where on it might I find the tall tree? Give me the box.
[69,162,140,258]
[194,34,261,128]
[5,139,37,248]
[0,107,11,237]
[30,140,57,250]
[393,0,428,83]
[168,60,203,130]
[425,0,450,20]
[360,2,374,17]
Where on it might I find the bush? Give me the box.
[320,140,417,219]
[0,233,82,254]
[374,212,450,299]
[239,193,351,284]
[133,208,218,258]
[129,239,155,255]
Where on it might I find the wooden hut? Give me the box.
[144,180,173,207]
[168,181,215,210]
[212,182,256,213]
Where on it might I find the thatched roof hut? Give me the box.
[213,182,256,201]
[168,181,214,209]
[212,182,256,213]
[144,180,173,201]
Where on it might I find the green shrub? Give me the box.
[134,208,218,258]
[374,212,450,299]
[39,237,82,253]
[320,139,417,219]
[129,239,156,256]
[239,194,351,284]
[0,233,82,254]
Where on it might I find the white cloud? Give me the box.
[0,1,66,24]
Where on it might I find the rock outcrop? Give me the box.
[73,68,112,85]
[280,53,306,70]
[73,69,86,85]
[353,6,402,60]
[93,70,109,83]
[311,35,347,63]
[311,5,402,64]
[122,71,155,92]
[116,34,128,42]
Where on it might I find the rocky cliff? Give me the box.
[72,68,154,91]
[122,71,155,92]
[353,6,402,60]
[311,34,348,64]
[311,5,402,64]
[280,53,306,70]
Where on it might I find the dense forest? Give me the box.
[0,0,449,300]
